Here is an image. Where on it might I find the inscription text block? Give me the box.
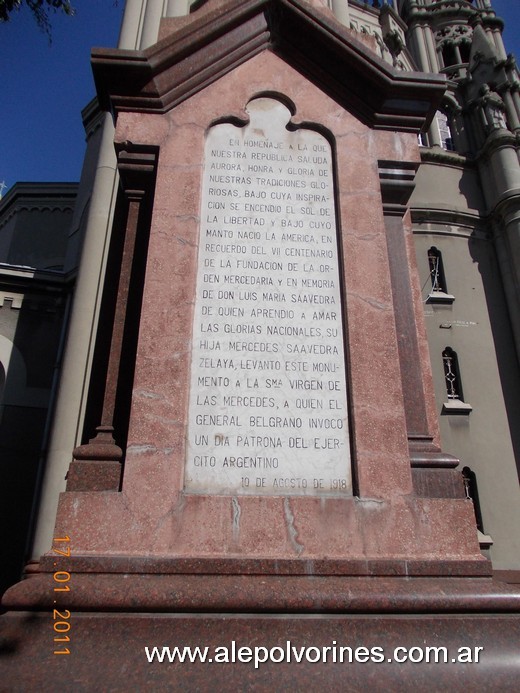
[185,98,351,496]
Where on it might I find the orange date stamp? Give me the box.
[51,535,71,655]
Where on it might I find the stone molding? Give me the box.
[92,0,446,131]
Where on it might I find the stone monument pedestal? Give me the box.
[2,1,519,687]
[2,571,520,688]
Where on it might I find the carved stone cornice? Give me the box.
[0,183,78,232]
[92,0,446,133]
[378,159,418,216]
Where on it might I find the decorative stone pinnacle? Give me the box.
[72,426,123,462]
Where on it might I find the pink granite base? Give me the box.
[7,571,516,614]
[2,608,520,690]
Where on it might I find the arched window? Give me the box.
[441,348,472,413]
[428,247,447,293]
[462,466,492,548]
[442,43,457,67]
[459,41,471,64]
[443,347,463,400]
[462,467,484,533]
[426,247,454,303]
[436,111,455,151]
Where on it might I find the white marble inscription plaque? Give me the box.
[185,97,351,496]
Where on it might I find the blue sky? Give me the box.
[0,0,519,192]
[493,0,520,60]
[0,0,124,189]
